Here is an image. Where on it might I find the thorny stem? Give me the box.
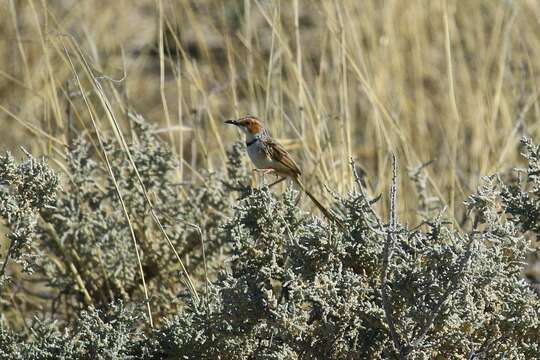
[355,153,479,358]
[350,159,385,235]
[373,153,476,359]
[380,153,403,354]
[354,155,479,358]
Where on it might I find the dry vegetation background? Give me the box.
[2,0,540,221]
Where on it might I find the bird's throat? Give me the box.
[245,132,260,147]
[246,137,259,147]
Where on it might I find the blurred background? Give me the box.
[1,0,540,222]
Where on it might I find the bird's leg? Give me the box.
[294,190,302,207]
[260,168,276,187]
[268,176,286,188]
[261,168,276,175]
[252,168,276,187]
[251,169,259,188]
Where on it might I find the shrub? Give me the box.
[0,150,59,278]
[0,119,539,359]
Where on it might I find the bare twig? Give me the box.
[380,153,403,353]
[350,158,386,236]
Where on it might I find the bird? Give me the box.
[225,115,343,229]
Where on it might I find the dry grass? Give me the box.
[2,0,540,223]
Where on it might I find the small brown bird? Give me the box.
[225,115,343,228]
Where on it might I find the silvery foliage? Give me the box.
[0,301,144,359]
[1,127,539,359]
[1,118,241,321]
[0,151,59,278]
[144,141,540,359]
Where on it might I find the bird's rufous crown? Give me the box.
[225,115,264,135]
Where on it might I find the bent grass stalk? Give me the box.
[61,41,155,327]
[60,34,201,304]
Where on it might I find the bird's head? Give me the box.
[224,115,264,136]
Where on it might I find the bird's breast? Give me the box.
[247,142,272,169]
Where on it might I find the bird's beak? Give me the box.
[224,119,238,126]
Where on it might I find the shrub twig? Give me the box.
[380,153,403,354]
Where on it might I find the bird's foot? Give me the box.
[253,168,276,175]
[252,168,276,188]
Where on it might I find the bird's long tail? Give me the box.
[294,178,344,229]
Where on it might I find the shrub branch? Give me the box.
[380,153,403,354]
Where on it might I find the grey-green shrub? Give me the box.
[0,118,539,359]
[0,151,59,278]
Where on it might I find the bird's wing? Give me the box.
[262,137,302,177]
